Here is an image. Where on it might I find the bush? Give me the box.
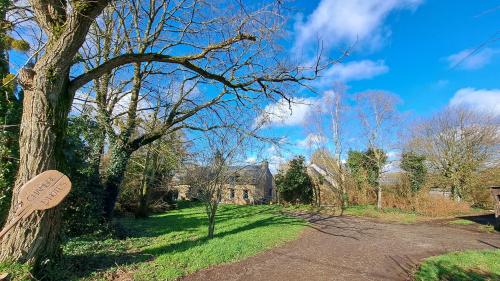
[382,191,471,217]
[413,194,471,217]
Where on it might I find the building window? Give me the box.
[243,190,249,200]
[230,188,235,199]
[268,188,273,197]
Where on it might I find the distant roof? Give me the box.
[172,162,269,185]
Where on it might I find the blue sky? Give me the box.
[253,0,500,171]
[9,1,498,172]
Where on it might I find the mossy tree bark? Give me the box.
[0,1,109,264]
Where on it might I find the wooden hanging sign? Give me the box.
[0,170,71,239]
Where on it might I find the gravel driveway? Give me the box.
[181,214,500,281]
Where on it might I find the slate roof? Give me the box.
[172,163,268,186]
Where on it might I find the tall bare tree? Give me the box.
[1,0,334,264]
[308,85,349,213]
[355,91,400,209]
[409,107,499,201]
[76,1,337,219]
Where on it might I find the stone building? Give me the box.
[171,161,276,205]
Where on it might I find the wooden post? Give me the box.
[491,186,500,231]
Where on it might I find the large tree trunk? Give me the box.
[0,63,72,264]
[0,1,110,263]
[102,144,131,218]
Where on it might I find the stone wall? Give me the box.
[221,184,260,205]
[170,161,275,205]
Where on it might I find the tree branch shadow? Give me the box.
[59,206,302,279]
[292,212,380,239]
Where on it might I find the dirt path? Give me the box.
[181,214,500,281]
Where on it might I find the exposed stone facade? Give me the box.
[172,162,276,205]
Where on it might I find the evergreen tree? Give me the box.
[363,148,387,188]
[347,149,386,188]
[347,148,387,206]
[276,156,314,204]
[347,150,367,190]
[400,151,427,193]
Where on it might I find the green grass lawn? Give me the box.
[282,204,421,223]
[344,205,419,224]
[414,250,500,281]
[3,202,305,280]
[282,204,493,227]
[447,219,496,233]
[0,262,31,280]
[448,219,475,225]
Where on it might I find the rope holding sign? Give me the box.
[0,170,72,239]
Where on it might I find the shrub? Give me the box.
[382,191,470,217]
[413,193,470,217]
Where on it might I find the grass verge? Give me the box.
[25,202,305,280]
[284,204,491,226]
[344,205,419,224]
[414,250,500,281]
[282,204,420,223]
[448,219,475,225]
[0,262,31,281]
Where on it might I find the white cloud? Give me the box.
[296,133,327,148]
[293,0,421,53]
[72,88,152,119]
[450,88,500,116]
[71,90,96,116]
[446,48,498,70]
[255,98,318,127]
[317,60,388,86]
[268,155,285,174]
[264,145,286,173]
